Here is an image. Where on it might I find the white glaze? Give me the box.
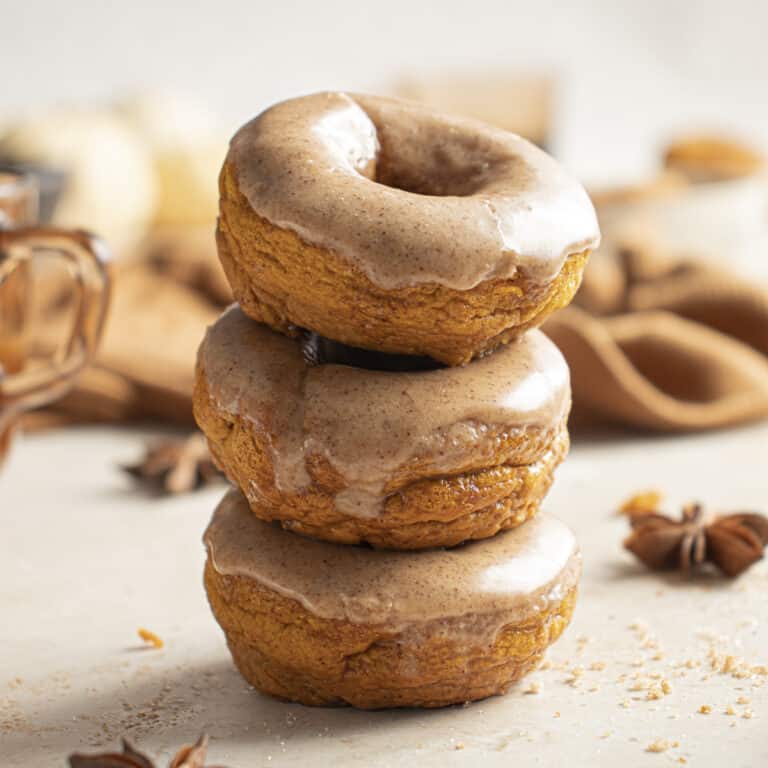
[228,91,600,290]
[205,488,581,634]
[198,306,571,516]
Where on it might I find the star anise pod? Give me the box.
[69,734,227,768]
[122,433,223,495]
[624,501,768,577]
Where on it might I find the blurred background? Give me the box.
[2,0,768,460]
[6,0,768,183]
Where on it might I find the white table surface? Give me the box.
[2,423,767,767]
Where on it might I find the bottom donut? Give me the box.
[203,489,580,709]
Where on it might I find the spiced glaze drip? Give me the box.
[205,489,581,634]
[228,91,600,291]
[199,306,571,516]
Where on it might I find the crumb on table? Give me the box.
[137,628,164,649]
[619,490,662,515]
[646,739,672,753]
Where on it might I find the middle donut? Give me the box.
[194,306,571,550]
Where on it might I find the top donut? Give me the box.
[217,91,600,365]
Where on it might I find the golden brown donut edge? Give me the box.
[204,559,578,709]
[193,359,569,550]
[217,159,590,366]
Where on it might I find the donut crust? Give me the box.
[218,159,590,366]
[193,360,569,549]
[204,559,577,709]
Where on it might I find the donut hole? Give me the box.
[374,151,492,197]
[373,135,523,197]
[303,332,443,372]
[370,122,526,197]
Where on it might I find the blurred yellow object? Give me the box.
[137,627,164,649]
[664,135,765,183]
[115,93,227,228]
[0,109,157,254]
[618,490,663,516]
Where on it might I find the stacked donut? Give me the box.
[195,92,600,709]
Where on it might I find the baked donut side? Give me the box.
[218,91,599,365]
[203,491,580,709]
[195,369,568,549]
[205,561,577,708]
[217,193,590,366]
[193,307,571,549]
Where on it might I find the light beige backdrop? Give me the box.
[3,0,768,184]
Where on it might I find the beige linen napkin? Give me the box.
[31,261,220,428]
[545,247,768,431]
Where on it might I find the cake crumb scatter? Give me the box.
[137,628,164,649]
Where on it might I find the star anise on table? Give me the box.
[69,734,227,768]
[122,433,223,495]
[623,500,768,578]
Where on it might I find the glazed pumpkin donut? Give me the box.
[194,306,571,550]
[217,91,600,365]
[204,489,581,709]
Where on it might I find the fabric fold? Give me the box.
[546,247,768,431]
